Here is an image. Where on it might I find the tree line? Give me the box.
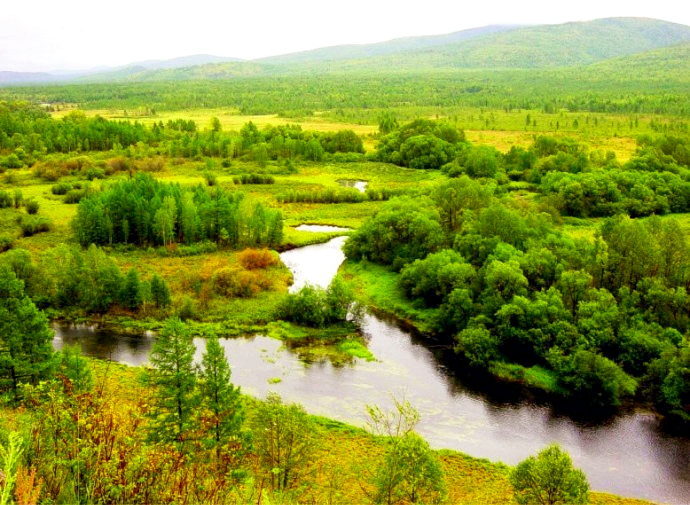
[0,102,366,168]
[72,173,283,249]
[373,119,690,218]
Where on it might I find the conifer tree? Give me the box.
[119,268,143,311]
[150,273,171,309]
[148,318,198,445]
[0,265,55,398]
[198,335,243,452]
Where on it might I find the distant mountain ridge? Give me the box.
[256,25,519,65]
[2,17,689,85]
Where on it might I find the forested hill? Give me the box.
[336,17,690,70]
[582,41,690,81]
[3,17,690,84]
[255,25,518,65]
[84,17,690,81]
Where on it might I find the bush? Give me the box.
[0,234,13,252]
[238,248,278,270]
[12,189,22,208]
[1,153,23,169]
[277,277,356,327]
[105,157,130,174]
[0,190,13,208]
[204,172,218,186]
[177,295,199,321]
[24,199,40,214]
[233,173,275,185]
[84,167,105,180]
[212,267,271,298]
[20,216,51,236]
[137,157,164,172]
[64,189,86,204]
[510,444,589,505]
[51,182,72,195]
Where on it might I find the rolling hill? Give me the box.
[2,17,689,84]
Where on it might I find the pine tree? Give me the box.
[198,335,243,453]
[0,265,55,398]
[150,273,171,309]
[148,318,198,446]
[119,268,143,311]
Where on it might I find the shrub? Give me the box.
[137,157,164,172]
[510,444,589,505]
[64,189,86,204]
[238,248,278,270]
[32,162,66,181]
[51,182,72,195]
[177,295,199,321]
[212,267,270,298]
[12,189,22,208]
[204,172,217,186]
[25,199,39,214]
[20,216,51,236]
[277,277,355,327]
[0,233,13,252]
[0,190,13,208]
[105,157,130,174]
[233,173,275,185]
[84,167,105,180]
[1,153,23,169]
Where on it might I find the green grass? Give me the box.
[489,362,566,394]
[337,338,376,362]
[341,260,440,334]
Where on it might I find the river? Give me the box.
[52,234,690,504]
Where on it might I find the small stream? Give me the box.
[52,234,690,504]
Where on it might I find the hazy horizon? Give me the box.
[1,0,688,73]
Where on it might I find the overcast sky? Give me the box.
[1,0,687,72]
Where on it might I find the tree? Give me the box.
[0,265,55,398]
[373,433,446,505]
[455,325,498,368]
[250,393,315,491]
[56,344,93,394]
[510,444,589,505]
[198,335,243,452]
[147,318,198,445]
[367,397,446,505]
[150,273,171,309]
[119,268,143,311]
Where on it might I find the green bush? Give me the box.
[20,216,51,236]
[0,234,14,252]
[51,182,72,195]
[25,199,39,214]
[277,277,355,328]
[0,190,13,208]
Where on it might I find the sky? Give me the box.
[1,0,688,72]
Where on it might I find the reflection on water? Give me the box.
[280,235,347,292]
[50,237,690,504]
[337,179,367,193]
[52,324,154,366]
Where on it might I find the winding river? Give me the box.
[52,234,690,504]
